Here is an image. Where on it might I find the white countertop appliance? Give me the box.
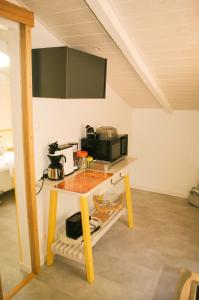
[48,142,74,176]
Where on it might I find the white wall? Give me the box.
[131,109,199,198]
[0,79,12,129]
[32,21,133,264]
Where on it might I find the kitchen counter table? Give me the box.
[44,157,135,283]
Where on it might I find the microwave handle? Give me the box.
[121,136,128,155]
[111,173,124,185]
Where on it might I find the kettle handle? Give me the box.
[61,154,66,163]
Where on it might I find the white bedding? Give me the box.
[0,151,15,177]
[0,151,14,192]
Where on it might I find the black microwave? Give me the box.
[81,134,128,163]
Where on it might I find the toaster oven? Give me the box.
[81,134,128,163]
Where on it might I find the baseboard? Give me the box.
[19,261,32,273]
[131,184,188,199]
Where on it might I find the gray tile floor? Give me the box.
[0,191,27,293]
[6,189,199,299]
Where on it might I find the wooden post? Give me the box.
[80,196,94,283]
[20,24,40,273]
[0,274,3,300]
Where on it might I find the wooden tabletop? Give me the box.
[54,170,113,194]
[40,157,136,196]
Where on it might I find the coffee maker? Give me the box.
[47,154,66,181]
[48,142,74,176]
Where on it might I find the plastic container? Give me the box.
[77,150,88,169]
[87,156,93,168]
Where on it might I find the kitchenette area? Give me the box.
[31,39,133,287]
[36,124,134,283]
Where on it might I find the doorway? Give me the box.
[0,2,40,299]
[0,18,29,293]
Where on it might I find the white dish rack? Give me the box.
[51,193,126,264]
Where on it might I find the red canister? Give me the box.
[77,151,88,169]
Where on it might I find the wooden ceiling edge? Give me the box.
[18,0,69,48]
[0,0,34,27]
[85,0,172,113]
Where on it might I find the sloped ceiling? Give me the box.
[110,0,199,110]
[19,0,199,110]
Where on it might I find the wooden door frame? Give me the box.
[0,275,3,300]
[0,0,40,298]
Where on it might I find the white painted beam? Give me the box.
[85,0,172,112]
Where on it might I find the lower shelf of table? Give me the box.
[52,240,85,264]
[51,207,126,264]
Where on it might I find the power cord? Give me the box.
[36,169,48,195]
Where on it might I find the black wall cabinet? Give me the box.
[32,46,107,99]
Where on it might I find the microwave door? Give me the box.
[111,140,121,162]
[121,135,128,156]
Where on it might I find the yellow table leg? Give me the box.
[46,190,58,266]
[124,175,134,228]
[80,196,94,283]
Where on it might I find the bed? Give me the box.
[0,129,14,193]
[0,151,14,193]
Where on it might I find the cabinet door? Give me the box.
[67,48,107,99]
[32,47,67,98]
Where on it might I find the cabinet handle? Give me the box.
[111,173,124,185]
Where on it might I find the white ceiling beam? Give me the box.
[85,0,172,112]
